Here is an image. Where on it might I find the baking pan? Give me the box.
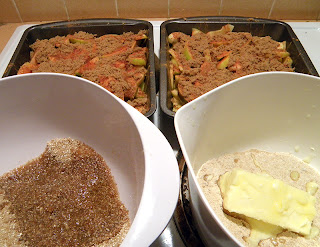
[160,16,319,118]
[3,19,157,118]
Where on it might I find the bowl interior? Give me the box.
[175,72,320,174]
[0,73,145,222]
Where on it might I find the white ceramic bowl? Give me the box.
[174,72,320,246]
[0,73,179,247]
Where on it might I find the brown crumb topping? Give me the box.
[168,25,294,111]
[18,31,150,115]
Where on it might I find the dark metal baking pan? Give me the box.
[160,16,319,118]
[3,19,157,118]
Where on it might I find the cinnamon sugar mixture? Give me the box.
[0,138,130,247]
[168,27,294,111]
[18,31,149,114]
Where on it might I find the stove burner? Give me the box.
[173,150,205,247]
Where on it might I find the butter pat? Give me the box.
[219,169,316,235]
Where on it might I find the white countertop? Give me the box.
[0,21,320,247]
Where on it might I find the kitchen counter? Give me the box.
[0,20,320,247]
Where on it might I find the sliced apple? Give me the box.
[168,49,178,59]
[277,51,290,58]
[128,47,147,66]
[69,38,88,44]
[277,41,286,50]
[75,56,99,76]
[241,38,252,48]
[209,40,229,47]
[135,87,147,98]
[217,50,232,60]
[283,56,293,66]
[171,89,180,99]
[192,28,203,36]
[113,61,127,69]
[134,72,146,87]
[175,75,180,84]
[183,42,193,61]
[134,33,148,40]
[229,61,242,72]
[207,24,234,37]
[171,58,179,67]
[169,64,175,89]
[221,24,234,33]
[99,76,125,100]
[217,55,230,69]
[103,46,128,57]
[168,32,182,44]
[17,62,38,74]
[129,57,147,66]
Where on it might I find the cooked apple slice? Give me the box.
[217,55,230,69]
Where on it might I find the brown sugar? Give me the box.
[18,31,150,115]
[0,138,130,247]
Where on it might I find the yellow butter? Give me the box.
[219,169,316,235]
[243,217,283,247]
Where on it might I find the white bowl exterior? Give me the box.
[121,102,180,246]
[0,73,179,247]
[175,72,320,246]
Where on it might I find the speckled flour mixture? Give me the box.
[197,149,320,247]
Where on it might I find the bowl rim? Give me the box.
[0,72,179,247]
[174,71,320,246]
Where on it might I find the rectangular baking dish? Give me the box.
[3,19,157,118]
[160,16,319,118]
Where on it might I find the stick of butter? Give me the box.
[218,169,316,235]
